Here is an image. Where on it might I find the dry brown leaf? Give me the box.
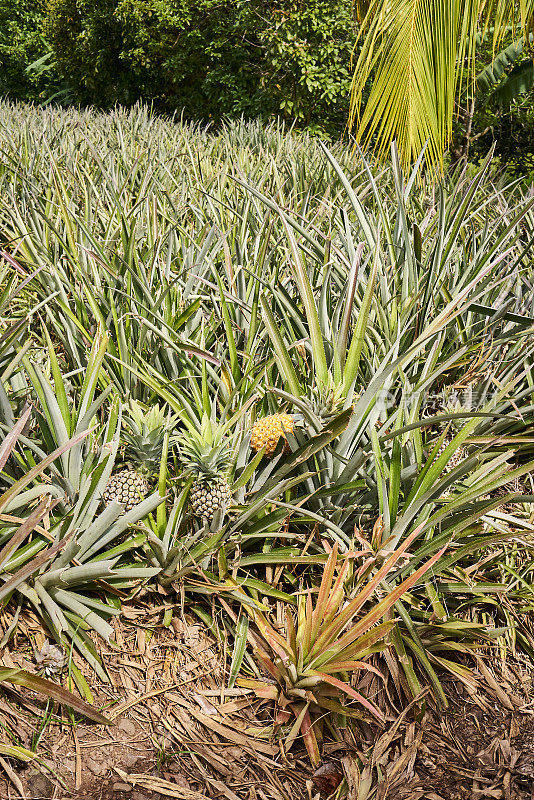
[204,776,242,800]
[115,768,209,799]
[311,762,343,794]
[0,755,26,798]
[475,659,515,711]
[186,707,278,756]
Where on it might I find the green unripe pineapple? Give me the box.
[189,477,233,518]
[102,469,150,512]
[103,401,175,511]
[178,415,233,519]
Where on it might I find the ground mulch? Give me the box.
[1,596,533,799]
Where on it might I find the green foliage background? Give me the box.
[43,0,355,134]
[1,0,534,169]
[471,36,534,179]
[0,0,52,100]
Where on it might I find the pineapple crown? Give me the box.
[438,387,477,431]
[309,375,346,419]
[121,400,178,474]
[177,414,233,480]
[125,399,174,431]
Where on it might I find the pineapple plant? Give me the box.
[102,401,175,511]
[309,377,347,421]
[250,412,295,457]
[428,387,523,509]
[178,415,233,519]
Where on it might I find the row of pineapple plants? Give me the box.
[0,103,533,766]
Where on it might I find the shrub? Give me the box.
[45,0,134,106]
[45,0,355,134]
[0,0,54,101]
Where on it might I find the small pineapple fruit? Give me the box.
[423,388,472,486]
[250,413,294,457]
[102,468,150,511]
[178,416,233,519]
[35,640,66,677]
[436,436,467,472]
[189,476,232,518]
[103,401,175,511]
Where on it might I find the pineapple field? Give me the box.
[0,101,534,799]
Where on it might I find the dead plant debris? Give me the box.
[1,601,533,800]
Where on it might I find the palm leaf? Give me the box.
[350,0,534,172]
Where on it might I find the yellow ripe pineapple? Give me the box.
[250,413,295,457]
[250,380,345,459]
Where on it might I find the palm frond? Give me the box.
[349,0,534,172]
